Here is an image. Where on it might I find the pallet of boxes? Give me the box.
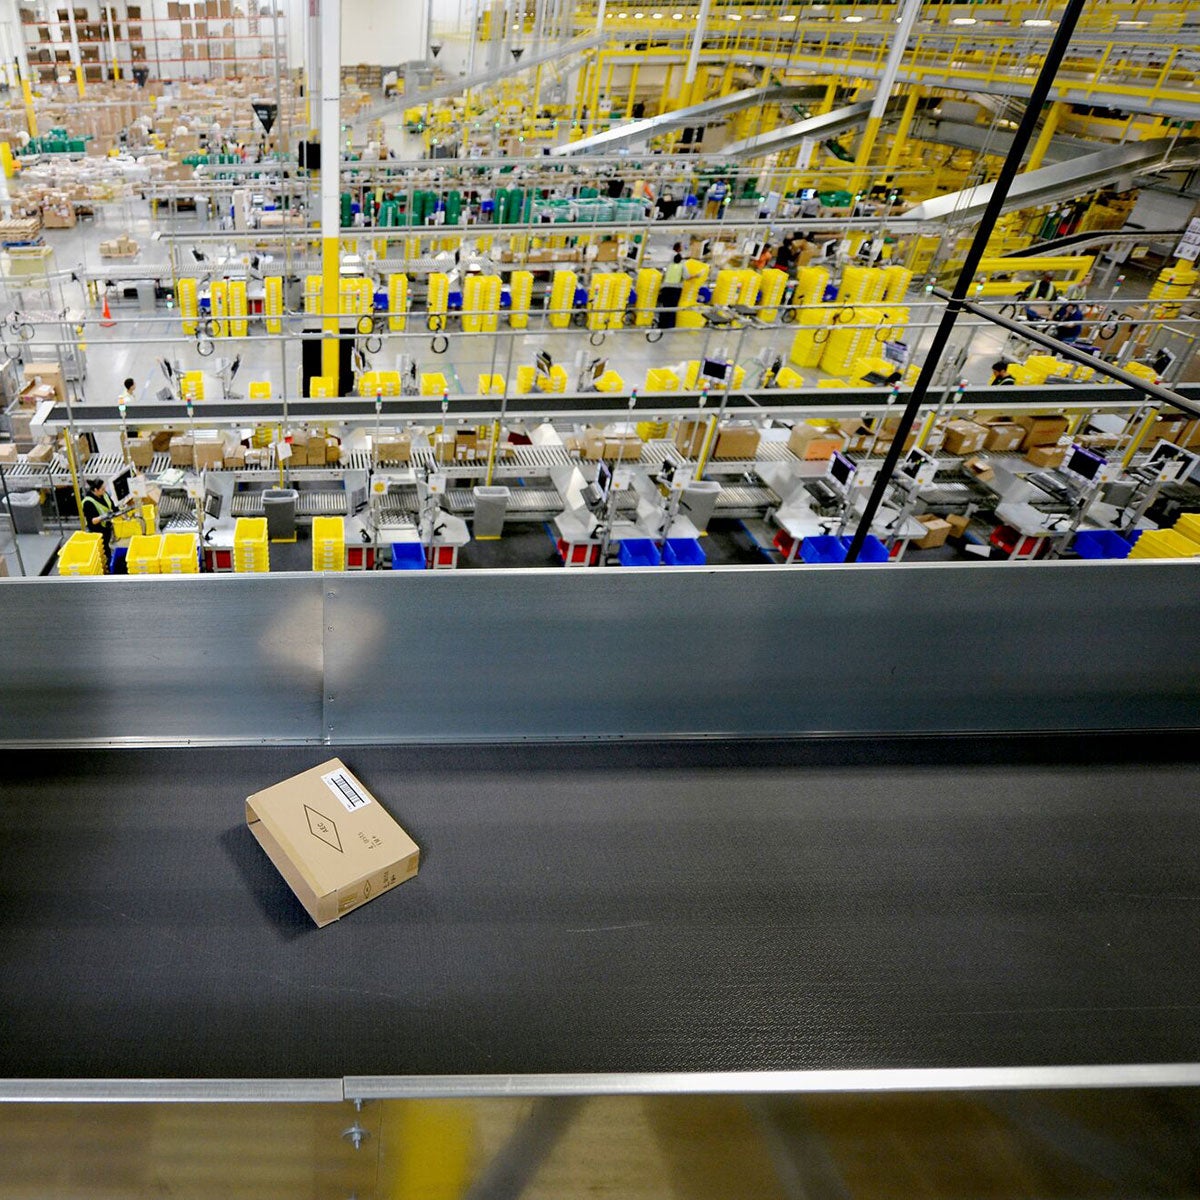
[99,234,139,259]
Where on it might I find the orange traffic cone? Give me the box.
[100,294,115,328]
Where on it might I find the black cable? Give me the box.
[845,0,1089,562]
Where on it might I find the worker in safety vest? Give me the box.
[81,478,118,565]
[659,242,685,330]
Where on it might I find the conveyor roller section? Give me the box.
[715,485,780,515]
[443,488,562,517]
[378,489,420,518]
[230,491,349,517]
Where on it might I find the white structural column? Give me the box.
[850,0,924,191]
[319,0,341,389]
[64,2,84,96]
[684,0,710,86]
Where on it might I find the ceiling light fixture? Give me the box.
[1023,18,1052,26]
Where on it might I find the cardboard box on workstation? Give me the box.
[945,513,971,537]
[941,419,989,456]
[246,758,420,928]
[713,423,761,460]
[913,514,951,549]
[982,420,1025,453]
[0,442,18,464]
[1025,445,1067,468]
[787,422,844,461]
[1015,414,1069,449]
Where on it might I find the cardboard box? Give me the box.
[982,421,1025,453]
[170,436,195,466]
[193,440,224,469]
[913,514,951,549]
[223,445,246,469]
[27,441,55,464]
[674,419,707,458]
[945,513,971,537]
[962,455,995,483]
[23,362,66,404]
[1025,445,1066,468]
[787,423,844,461]
[376,436,411,463]
[713,423,761,460]
[0,442,18,464]
[583,429,641,461]
[245,758,420,928]
[942,419,988,456]
[126,437,153,468]
[1016,414,1069,449]
[151,430,177,452]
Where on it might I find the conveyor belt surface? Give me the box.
[1,737,1198,1081]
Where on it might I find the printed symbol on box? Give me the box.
[321,768,373,813]
[363,879,372,899]
[304,804,343,853]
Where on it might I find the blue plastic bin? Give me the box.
[108,546,127,575]
[391,542,426,570]
[617,538,662,567]
[662,537,706,566]
[1072,529,1132,560]
[800,535,888,564]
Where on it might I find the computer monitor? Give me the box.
[701,357,730,383]
[897,448,934,484]
[821,238,839,260]
[799,188,816,201]
[111,468,132,501]
[1061,444,1105,484]
[590,357,607,383]
[536,350,552,377]
[595,458,612,497]
[828,451,856,490]
[1147,440,1183,468]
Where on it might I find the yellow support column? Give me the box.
[625,62,640,118]
[849,115,883,197]
[20,75,37,139]
[1027,101,1065,171]
[882,88,920,175]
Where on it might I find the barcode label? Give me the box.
[321,767,373,813]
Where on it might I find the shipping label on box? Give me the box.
[246,758,420,928]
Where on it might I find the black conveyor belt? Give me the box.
[2,737,1198,1080]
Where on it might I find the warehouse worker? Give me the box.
[704,178,728,219]
[659,242,685,330]
[1051,300,1085,343]
[116,377,136,406]
[1019,272,1058,322]
[990,360,1016,386]
[81,477,118,564]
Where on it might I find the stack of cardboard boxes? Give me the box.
[99,234,139,258]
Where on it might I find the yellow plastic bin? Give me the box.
[312,516,346,572]
[159,532,200,574]
[1128,529,1200,559]
[233,517,269,573]
[127,534,163,575]
[58,531,104,576]
[420,372,449,396]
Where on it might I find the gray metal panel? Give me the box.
[0,575,324,744]
[321,562,1200,744]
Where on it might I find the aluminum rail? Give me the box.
[719,100,885,161]
[38,381,1198,433]
[898,137,1200,223]
[550,85,814,157]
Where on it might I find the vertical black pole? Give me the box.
[845,0,1089,561]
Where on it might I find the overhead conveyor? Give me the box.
[550,85,814,157]
[720,98,904,161]
[897,136,1200,224]
[381,32,606,111]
